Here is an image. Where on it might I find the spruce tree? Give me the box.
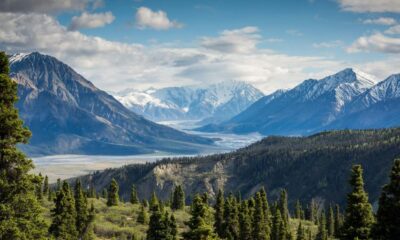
[130,184,139,204]
[260,187,271,237]
[252,192,268,240]
[74,179,89,238]
[334,204,343,237]
[316,211,328,240]
[0,52,47,239]
[373,159,400,239]
[146,200,169,240]
[107,178,119,206]
[49,181,78,239]
[342,165,374,240]
[239,200,252,240]
[296,222,306,240]
[171,185,185,210]
[168,213,178,240]
[271,209,284,240]
[295,200,302,219]
[43,175,49,196]
[214,189,225,238]
[223,194,240,240]
[137,204,149,224]
[327,205,335,237]
[183,194,217,240]
[36,173,43,200]
[279,189,289,227]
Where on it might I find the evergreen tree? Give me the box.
[373,159,400,239]
[0,52,47,239]
[36,173,43,200]
[150,192,159,210]
[171,185,185,210]
[146,200,170,240]
[49,181,78,239]
[260,187,271,236]
[183,194,217,240]
[107,178,119,206]
[102,188,107,199]
[223,194,240,240]
[316,211,328,240]
[168,213,178,240]
[43,175,49,196]
[334,204,343,237]
[271,209,284,240]
[327,205,335,237]
[214,189,225,238]
[279,189,289,227]
[295,200,302,219]
[252,192,268,240]
[137,204,149,224]
[74,179,89,238]
[130,184,139,204]
[296,222,306,240]
[239,200,252,240]
[342,165,374,240]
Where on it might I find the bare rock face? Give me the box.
[10,52,213,156]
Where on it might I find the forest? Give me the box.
[1,51,400,240]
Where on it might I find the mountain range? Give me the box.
[10,52,213,156]
[113,80,264,125]
[198,68,400,135]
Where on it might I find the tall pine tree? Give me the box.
[171,185,185,210]
[0,52,47,239]
[373,159,400,239]
[252,192,268,240]
[74,179,90,238]
[130,184,139,204]
[342,165,374,240]
[214,189,225,238]
[49,181,78,239]
[43,175,49,196]
[107,178,119,206]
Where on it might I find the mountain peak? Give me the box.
[328,68,377,85]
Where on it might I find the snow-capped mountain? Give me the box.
[114,80,264,124]
[9,52,213,155]
[198,68,388,135]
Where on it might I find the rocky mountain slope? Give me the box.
[197,68,400,135]
[113,80,264,124]
[77,128,400,207]
[10,52,213,156]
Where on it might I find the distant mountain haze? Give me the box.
[10,52,214,156]
[198,68,400,135]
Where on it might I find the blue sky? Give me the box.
[1,0,400,93]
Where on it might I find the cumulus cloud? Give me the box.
[363,17,397,25]
[3,12,396,94]
[0,0,101,14]
[68,11,114,30]
[385,25,400,35]
[135,7,182,30]
[338,0,400,13]
[200,26,261,53]
[347,33,400,54]
[313,40,343,48]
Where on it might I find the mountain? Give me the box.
[113,80,264,124]
[10,52,213,156]
[327,74,400,130]
[76,128,400,206]
[197,68,380,135]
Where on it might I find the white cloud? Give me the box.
[0,0,101,14]
[135,7,182,30]
[338,0,400,13]
[200,26,261,53]
[347,33,400,54]
[385,25,400,34]
[313,40,343,48]
[363,17,397,25]
[68,11,114,30]
[2,12,396,94]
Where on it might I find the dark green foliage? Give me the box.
[295,200,302,219]
[239,200,252,240]
[43,175,49,196]
[223,194,240,239]
[107,178,119,206]
[171,185,185,210]
[271,209,284,240]
[296,222,306,240]
[252,192,268,240]
[146,200,170,240]
[49,181,78,239]
[102,188,107,199]
[334,204,343,238]
[137,204,149,224]
[0,52,46,239]
[327,205,335,237]
[130,184,139,204]
[342,165,374,240]
[214,189,225,238]
[36,173,43,200]
[183,194,217,240]
[373,159,400,240]
[74,179,90,238]
[316,211,327,240]
[279,189,289,228]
